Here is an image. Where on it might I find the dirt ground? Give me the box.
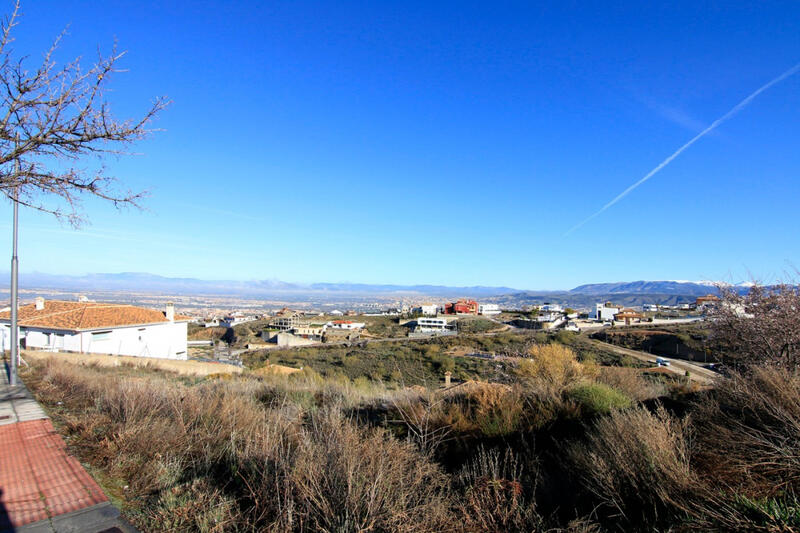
[20,350,243,376]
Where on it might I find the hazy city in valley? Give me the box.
[1,2,799,532]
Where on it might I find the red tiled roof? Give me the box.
[0,300,191,331]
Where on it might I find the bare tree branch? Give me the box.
[0,1,168,225]
[710,280,800,370]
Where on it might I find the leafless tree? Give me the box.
[710,281,800,369]
[0,2,168,225]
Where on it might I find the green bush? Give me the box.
[728,494,800,529]
[567,382,632,415]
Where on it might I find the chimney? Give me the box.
[444,371,452,387]
[165,302,175,322]
[35,297,45,311]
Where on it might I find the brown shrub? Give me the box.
[693,365,800,498]
[518,343,587,399]
[287,407,452,532]
[456,447,542,532]
[392,382,526,446]
[569,406,700,527]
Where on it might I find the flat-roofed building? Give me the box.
[415,317,455,332]
[478,303,501,315]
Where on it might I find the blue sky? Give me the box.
[1,1,799,289]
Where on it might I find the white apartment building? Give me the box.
[478,303,501,315]
[415,317,454,332]
[0,298,190,360]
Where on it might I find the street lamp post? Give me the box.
[8,146,19,385]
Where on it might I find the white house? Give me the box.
[537,312,563,323]
[591,303,621,322]
[478,303,501,315]
[415,304,439,316]
[0,298,190,360]
[643,304,659,312]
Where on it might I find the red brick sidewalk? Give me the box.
[0,418,108,528]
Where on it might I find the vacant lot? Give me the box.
[21,349,242,376]
[20,317,799,533]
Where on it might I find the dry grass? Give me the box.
[250,362,302,376]
[596,366,666,402]
[25,359,452,532]
[569,406,699,527]
[22,349,242,376]
[455,447,542,532]
[694,365,800,497]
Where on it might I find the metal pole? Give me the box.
[9,186,18,385]
[8,130,19,385]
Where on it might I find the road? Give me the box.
[576,316,704,332]
[584,337,718,385]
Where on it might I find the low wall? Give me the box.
[21,350,243,377]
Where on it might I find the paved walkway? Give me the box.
[1,362,135,532]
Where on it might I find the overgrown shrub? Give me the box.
[456,447,542,532]
[566,382,632,416]
[518,343,587,398]
[569,406,700,528]
[693,365,800,498]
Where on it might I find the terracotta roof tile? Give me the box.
[0,300,192,331]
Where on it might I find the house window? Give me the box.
[92,331,112,341]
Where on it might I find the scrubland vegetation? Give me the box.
[20,284,800,531]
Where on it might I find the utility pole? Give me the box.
[8,132,20,385]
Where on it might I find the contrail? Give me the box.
[564,62,800,236]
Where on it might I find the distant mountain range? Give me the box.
[569,280,735,296]
[0,272,750,307]
[0,272,519,298]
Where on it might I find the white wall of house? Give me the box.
[420,304,438,316]
[1,322,188,360]
[592,304,621,321]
